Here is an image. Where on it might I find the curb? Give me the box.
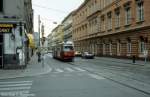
[95,57,147,66]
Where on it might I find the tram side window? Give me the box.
[0,0,3,12]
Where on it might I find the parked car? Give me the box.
[81,52,94,59]
[75,51,82,57]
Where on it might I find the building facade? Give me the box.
[33,32,39,48]
[61,11,74,43]
[72,0,150,59]
[50,25,64,46]
[0,0,33,68]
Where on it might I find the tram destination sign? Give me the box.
[0,23,16,33]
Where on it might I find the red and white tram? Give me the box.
[52,41,75,61]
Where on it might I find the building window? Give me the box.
[124,3,131,25]
[107,12,112,30]
[127,38,132,53]
[139,41,145,53]
[106,0,113,6]
[109,40,112,55]
[139,37,147,54]
[136,0,144,22]
[117,40,121,55]
[103,43,106,55]
[0,0,3,12]
[115,8,120,28]
[101,15,105,31]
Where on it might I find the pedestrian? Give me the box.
[37,51,41,62]
[132,55,136,64]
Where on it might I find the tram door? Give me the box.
[0,34,3,68]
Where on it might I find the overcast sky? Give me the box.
[32,0,84,37]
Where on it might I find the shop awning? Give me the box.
[27,34,35,49]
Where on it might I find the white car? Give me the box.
[82,52,94,59]
[75,51,82,57]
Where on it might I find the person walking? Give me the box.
[37,51,41,62]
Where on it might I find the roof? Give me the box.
[72,0,89,16]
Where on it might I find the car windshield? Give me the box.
[84,52,88,54]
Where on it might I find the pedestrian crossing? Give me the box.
[0,80,35,97]
[52,67,87,73]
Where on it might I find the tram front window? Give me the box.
[63,46,73,51]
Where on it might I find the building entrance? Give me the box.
[0,34,3,68]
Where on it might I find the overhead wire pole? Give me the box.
[38,15,41,62]
[38,15,41,46]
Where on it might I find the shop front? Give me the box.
[0,22,27,69]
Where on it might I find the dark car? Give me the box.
[82,52,94,59]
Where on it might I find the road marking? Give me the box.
[64,67,74,72]
[63,74,72,77]
[0,86,31,91]
[0,81,32,84]
[0,91,35,97]
[0,90,29,95]
[0,83,32,87]
[73,67,86,72]
[88,74,105,80]
[0,80,35,97]
[55,68,64,73]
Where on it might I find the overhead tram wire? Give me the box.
[33,4,69,14]
[33,10,56,21]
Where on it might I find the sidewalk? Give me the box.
[0,54,52,80]
[95,57,150,77]
[96,57,150,67]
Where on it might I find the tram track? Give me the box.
[67,58,150,96]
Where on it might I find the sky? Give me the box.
[32,0,84,37]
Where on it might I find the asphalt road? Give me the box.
[0,53,149,97]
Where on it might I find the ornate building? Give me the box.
[72,0,150,59]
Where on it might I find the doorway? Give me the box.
[0,34,3,68]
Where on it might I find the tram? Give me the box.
[52,41,75,61]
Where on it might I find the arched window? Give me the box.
[139,36,147,54]
[136,0,144,21]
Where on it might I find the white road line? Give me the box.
[0,80,34,96]
[0,91,35,97]
[64,68,74,72]
[0,86,31,91]
[88,74,105,80]
[0,90,30,95]
[0,83,32,87]
[55,68,64,73]
[73,67,86,72]
[0,81,32,84]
